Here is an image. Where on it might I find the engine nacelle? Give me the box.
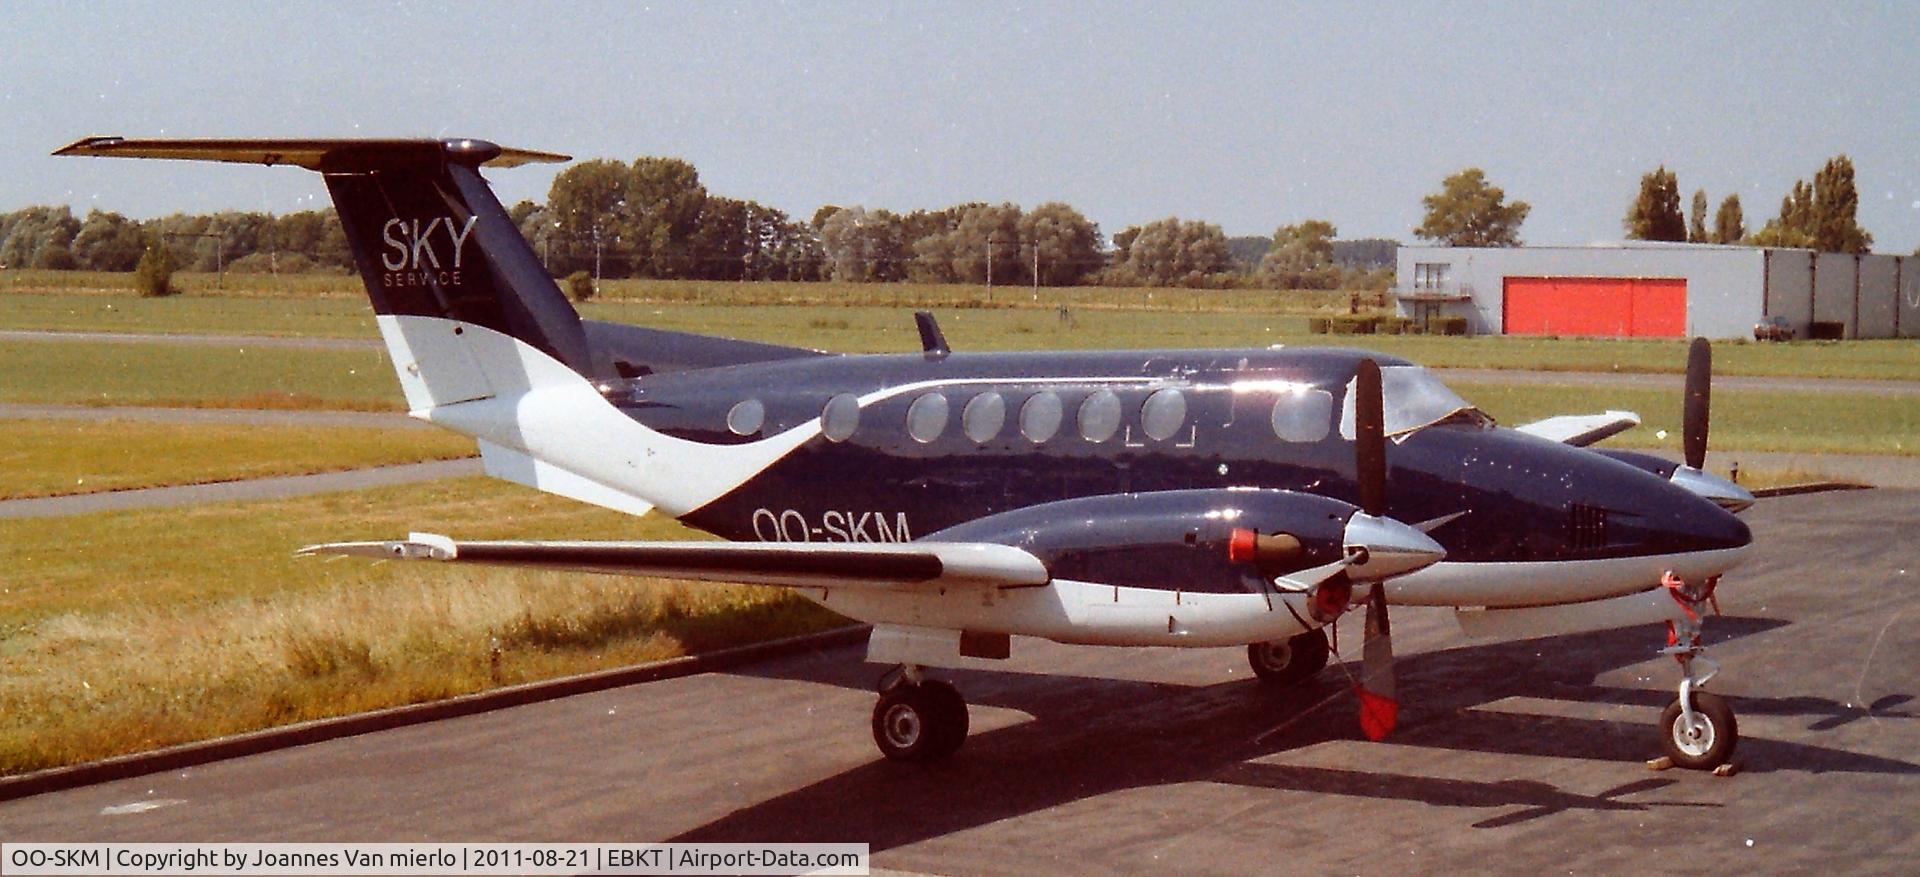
[927,489,1355,595]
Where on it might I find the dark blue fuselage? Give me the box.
[602,345,1749,594]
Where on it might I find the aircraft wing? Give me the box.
[1512,410,1641,446]
[297,532,1051,591]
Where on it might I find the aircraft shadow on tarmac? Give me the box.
[673,617,1918,848]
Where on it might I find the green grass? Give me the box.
[0,339,400,410]
[0,291,379,337]
[0,477,844,775]
[0,419,476,499]
[1460,382,1920,457]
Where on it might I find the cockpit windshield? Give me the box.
[1338,365,1491,439]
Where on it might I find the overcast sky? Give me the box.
[5,1,1917,250]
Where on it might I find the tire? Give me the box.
[872,681,968,762]
[919,679,970,760]
[1248,628,1330,687]
[1659,691,1738,770]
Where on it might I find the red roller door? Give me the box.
[1503,277,1687,337]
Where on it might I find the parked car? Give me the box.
[1754,316,1794,341]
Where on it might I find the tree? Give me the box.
[133,240,176,297]
[1125,216,1231,286]
[71,210,147,271]
[0,205,81,269]
[1688,189,1709,243]
[1811,155,1872,253]
[1751,156,1873,252]
[1017,202,1102,286]
[1257,219,1341,289]
[627,157,708,277]
[1414,168,1529,247]
[1624,166,1686,241]
[818,206,908,282]
[1712,195,1745,244]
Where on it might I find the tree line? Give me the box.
[0,155,1393,291]
[1622,155,1876,253]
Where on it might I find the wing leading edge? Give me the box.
[297,533,1051,591]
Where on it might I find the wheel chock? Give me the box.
[1646,756,1674,771]
[1712,761,1740,777]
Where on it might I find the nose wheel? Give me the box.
[1655,571,1739,771]
[872,665,969,762]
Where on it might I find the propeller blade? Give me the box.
[1683,337,1711,470]
[1355,358,1386,517]
[1357,583,1398,741]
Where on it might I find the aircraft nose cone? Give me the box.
[1680,495,1752,553]
[1344,512,1447,579]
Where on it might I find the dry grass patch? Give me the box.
[0,477,844,775]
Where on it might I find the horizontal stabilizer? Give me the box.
[53,136,569,171]
[298,534,1052,591]
[1513,410,1641,446]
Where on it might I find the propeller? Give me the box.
[1683,336,1710,470]
[1227,357,1442,741]
[1351,358,1399,741]
[1671,337,1754,512]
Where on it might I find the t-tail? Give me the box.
[55,136,826,518]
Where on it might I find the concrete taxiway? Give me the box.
[1,489,1915,875]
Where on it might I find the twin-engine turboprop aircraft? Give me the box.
[59,136,1756,769]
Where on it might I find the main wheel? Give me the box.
[1659,691,1738,770]
[1248,628,1330,687]
[872,681,969,762]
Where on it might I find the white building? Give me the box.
[1394,242,1919,340]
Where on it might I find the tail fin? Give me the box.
[54,136,592,410]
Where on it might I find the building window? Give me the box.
[1413,262,1451,290]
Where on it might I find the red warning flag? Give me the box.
[1356,684,1399,742]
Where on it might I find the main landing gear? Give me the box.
[872,664,970,762]
[1655,571,1739,771]
[1247,628,1330,687]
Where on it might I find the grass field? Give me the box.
[1459,382,1920,457]
[0,477,843,775]
[2,288,1916,380]
[0,419,475,499]
[0,339,400,410]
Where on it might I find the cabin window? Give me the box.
[1078,388,1122,443]
[1271,388,1333,443]
[822,393,860,442]
[963,392,1006,443]
[726,399,765,436]
[1141,388,1187,441]
[907,393,950,444]
[1019,391,1063,443]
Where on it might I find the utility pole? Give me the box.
[592,223,603,296]
[1032,244,1040,300]
[986,231,996,303]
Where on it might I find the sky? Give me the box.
[4,1,1918,251]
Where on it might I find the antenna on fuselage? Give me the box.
[915,311,950,361]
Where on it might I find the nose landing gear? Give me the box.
[1654,571,1739,771]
